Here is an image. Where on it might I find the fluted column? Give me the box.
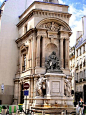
[36,36,40,67]
[19,48,22,73]
[65,38,69,69]
[28,40,30,68]
[60,38,63,69]
[32,34,36,73]
[57,38,60,59]
[30,40,32,68]
[42,37,45,67]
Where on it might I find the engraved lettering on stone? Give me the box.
[52,81,59,92]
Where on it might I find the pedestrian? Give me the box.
[6,106,9,115]
[78,98,84,115]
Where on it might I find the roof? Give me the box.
[0,0,7,8]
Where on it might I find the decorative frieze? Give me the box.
[34,10,70,20]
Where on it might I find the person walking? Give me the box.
[78,98,84,115]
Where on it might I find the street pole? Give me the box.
[25,93,27,113]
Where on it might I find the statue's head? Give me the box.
[52,51,56,55]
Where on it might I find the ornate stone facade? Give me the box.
[14,0,73,109]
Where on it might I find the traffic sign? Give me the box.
[1,84,4,90]
[23,83,29,89]
[24,90,29,96]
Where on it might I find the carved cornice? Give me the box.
[17,9,71,28]
[19,1,69,19]
[15,28,36,44]
[14,78,20,82]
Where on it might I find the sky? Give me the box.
[0,0,86,47]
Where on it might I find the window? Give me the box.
[24,24,27,33]
[78,49,79,57]
[80,48,81,55]
[85,44,86,52]
[83,59,85,67]
[22,54,26,71]
[78,72,80,82]
[75,73,78,81]
[80,62,82,69]
[83,45,85,53]
[85,69,86,80]
[76,50,78,57]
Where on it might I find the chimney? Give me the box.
[82,16,86,40]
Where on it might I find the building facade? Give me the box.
[75,19,86,103]
[0,0,73,106]
[14,0,72,107]
[0,0,33,104]
[69,46,75,91]
[69,16,86,104]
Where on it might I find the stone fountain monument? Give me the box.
[34,51,73,108]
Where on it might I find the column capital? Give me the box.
[36,35,41,39]
[32,32,36,37]
[65,38,69,40]
[60,38,64,40]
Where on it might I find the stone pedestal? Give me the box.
[34,96,44,106]
[44,73,73,107]
[33,73,73,107]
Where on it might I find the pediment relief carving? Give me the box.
[39,22,70,32]
[39,22,60,32]
[60,26,69,31]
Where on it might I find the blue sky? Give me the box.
[0,0,86,47]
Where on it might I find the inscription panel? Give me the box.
[52,81,60,93]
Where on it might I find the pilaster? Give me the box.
[30,39,32,68]
[31,78,34,103]
[18,82,21,104]
[60,38,63,69]
[34,77,38,97]
[65,38,69,69]
[32,33,36,73]
[42,37,45,67]
[28,40,30,68]
[36,36,41,67]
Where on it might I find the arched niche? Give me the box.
[45,43,58,61]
